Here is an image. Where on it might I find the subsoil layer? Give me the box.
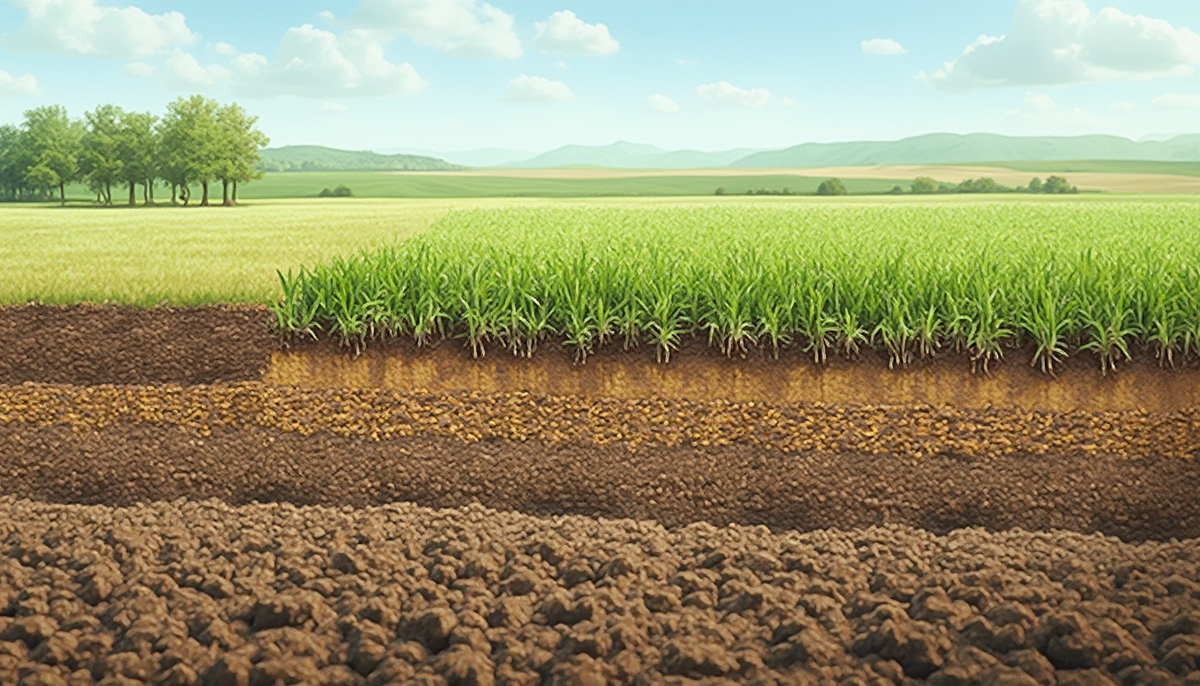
[3,497,1199,686]
[2,385,1200,541]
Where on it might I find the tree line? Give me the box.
[0,95,269,207]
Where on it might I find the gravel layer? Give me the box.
[2,497,1199,686]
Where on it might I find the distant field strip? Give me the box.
[277,200,1200,371]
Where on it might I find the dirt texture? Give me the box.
[2,391,1200,542]
[268,338,1200,413]
[2,497,1199,686]
[0,305,276,386]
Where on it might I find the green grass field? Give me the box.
[276,197,1200,369]
[986,160,1200,177]
[235,171,910,199]
[0,199,460,304]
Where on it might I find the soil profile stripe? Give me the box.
[2,424,1198,542]
[2,382,1198,460]
[266,343,1200,413]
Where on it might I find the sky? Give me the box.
[1,0,1199,155]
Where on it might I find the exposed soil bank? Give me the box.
[0,304,276,386]
[2,411,1199,542]
[5,305,1200,414]
[269,339,1200,413]
[3,497,1199,686]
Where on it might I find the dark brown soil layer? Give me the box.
[2,416,1199,542]
[0,305,275,386]
[3,497,1199,686]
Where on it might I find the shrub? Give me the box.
[816,179,848,196]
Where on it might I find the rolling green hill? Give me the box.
[730,133,1200,168]
[257,145,466,172]
[511,141,764,169]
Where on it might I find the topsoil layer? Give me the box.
[0,305,276,386]
[6,305,1200,413]
[2,497,1199,686]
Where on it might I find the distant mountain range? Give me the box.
[257,145,466,172]
[730,133,1200,168]
[261,134,1200,172]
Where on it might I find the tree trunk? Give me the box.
[201,180,209,207]
[59,182,65,206]
[232,180,238,205]
[171,184,177,205]
[222,179,230,207]
[129,181,136,207]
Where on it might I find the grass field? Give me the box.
[277,197,1200,369]
[234,171,909,199]
[0,199,459,304]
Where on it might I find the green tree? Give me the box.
[117,110,159,206]
[80,104,125,206]
[816,178,848,196]
[215,102,269,206]
[1027,177,1043,193]
[0,124,31,200]
[889,185,905,195]
[911,176,939,194]
[1043,175,1073,194]
[21,105,81,205]
[159,95,222,206]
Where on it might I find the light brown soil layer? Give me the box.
[2,384,1199,541]
[3,497,1199,686]
[268,339,1200,413]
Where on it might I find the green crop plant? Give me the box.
[271,200,1200,373]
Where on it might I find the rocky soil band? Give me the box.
[6,305,1200,413]
[3,497,1199,686]
[2,384,1199,542]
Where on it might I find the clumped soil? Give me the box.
[0,305,276,386]
[2,497,1199,686]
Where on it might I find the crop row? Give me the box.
[272,201,1200,372]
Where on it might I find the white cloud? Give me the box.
[505,74,572,102]
[354,0,521,58]
[861,38,907,56]
[925,0,1200,91]
[1153,93,1200,110]
[646,93,679,113]
[122,61,155,78]
[317,10,336,23]
[1003,91,1105,129]
[213,42,237,57]
[1109,101,1136,112]
[162,49,229,90]
[227,25,428,98]
[0,69,39,95]
[781,96,798,108]
[320,101,348,113]
[3,0,194,58]
[677,59,696,67]
[696,81,771,108]
[532,10,618,56]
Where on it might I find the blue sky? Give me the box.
[1,0,1199,154]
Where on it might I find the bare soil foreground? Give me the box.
[3,497,1200,686]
